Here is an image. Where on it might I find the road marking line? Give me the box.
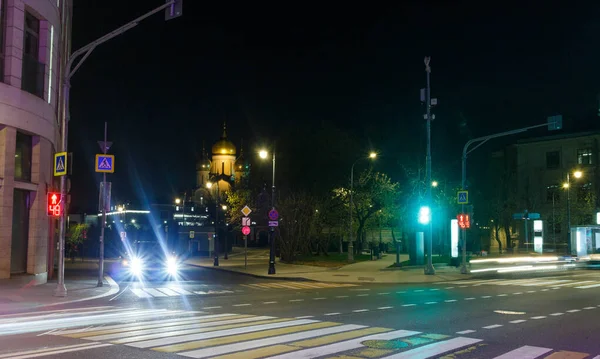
[513,292,523,295]
[352,309,369,313]
[232,304,251,307]
[429,289,439,291]
[483,324,503,329]
[357,294,369,297]
[168,287,194,295]
[567,309,581,313]
[575,283,600,289]
[415,290,424,292]
[130,288,153,298]
[456,330,476,334]
[541,289,550,291]
[378,307,393,310]
[0,342,102,358]
[396,291,406,294]
[6,343,112,359]
[129,319,319,349]
[425,302,437,305]
[402,304,416,307]
[350,288,370,291]
[552,280,594,287]
[262,302,277,304]
[445,299,457,303]
[550,313,564,316]
[531,316,546,319]
[584,306,596,310]
[491,345,552,359]
[336,296,349,298]
[445,287,455,289]
[155,287,181,296]
[294,316,314,319]
[140,288,168,297]
[510,320,527,323]
[254,329,417,359]
[378,337,482,358]
[160,323,368,356]
[324,313,340,316]
[203,306,222,309]
[497,294,508,297]
[526,290,536,293]
[289,299,303,302]
[481,296,492,298]
[465,298,475,300]
[459,285,467,288]
[378,292,390,295]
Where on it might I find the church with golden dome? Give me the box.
[194,123,249,204]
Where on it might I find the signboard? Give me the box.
[95,154,115,173]
[457,213,470,229]
[54,152,67,176]
[451,219,459,258]
[241,205,252,217]
[189,231,195,239]
[457,191,468,204]
[268,209,279,221]
[242,226,251,235]
[268,221,279,227]
[242,217,251,226]
[47,192,62,217]
[512,212,541,220]
[533,220,543,254]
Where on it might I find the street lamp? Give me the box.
[175,198,181,204]
[564,170,583,255]
[348,151,378,262]
[259,148,277,274]
[431,181,438,188]
[207,181,219,266]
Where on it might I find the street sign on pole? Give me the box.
[95,154,115,173]
[242,226,251,235]
[189,231,195,239]
[268,221,278,227]
[242,217,251,226]
[268,209,279,221]
[241,205,252,217]
[457,191,468,204]
[54,152,67,176]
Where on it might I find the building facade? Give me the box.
[490,131,600,253]
[0,0,62,281]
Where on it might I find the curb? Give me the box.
[185,262,320,282]
[36,275,120,309]
[185,262,476,284]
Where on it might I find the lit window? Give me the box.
[577,148,593,165]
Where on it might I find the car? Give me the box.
[113,240,181,280]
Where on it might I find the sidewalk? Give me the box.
[0,260,119,313]
[185,248,473,284]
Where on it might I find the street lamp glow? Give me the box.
[117,206,124,212]
[574,170,583,179]
[563,182,569,189]
[175,198,181,204]
[131,219,135,224]
[369,152,377,159]
[221,205,227,210]
[418,206,431,225]
[431,181,438,187]
[259,150,268,159]
[206,182,213,189]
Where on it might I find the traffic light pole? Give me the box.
[424,57,435,275]
[54,1,182,297]
[459,122,558,274]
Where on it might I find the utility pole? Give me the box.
[53,1,183,297]
[97,122,111,287]
[268,152,276,274]
[424,57,435,275]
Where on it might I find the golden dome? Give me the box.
[212,123,236,155]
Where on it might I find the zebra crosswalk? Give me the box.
[0,306,597,358]
[128,282,357,299]
[441,274,600,290]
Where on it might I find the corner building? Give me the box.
[0,0,62,281]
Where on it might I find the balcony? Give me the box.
[21,54,45,98]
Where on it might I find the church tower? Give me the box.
[210,122,237,194]
[196,143,211,188]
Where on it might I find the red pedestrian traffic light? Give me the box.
[47,192,62,217]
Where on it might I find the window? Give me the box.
[0,0,6,83]
[546,185,560,202]
[14,132,32,181]
[546,151,560,169]
[21,11,44,97]
[577,148,593,165]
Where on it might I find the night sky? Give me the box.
[68,2,600,212]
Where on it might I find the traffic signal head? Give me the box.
[418,206,431,225]
[457,213,470,229]
[47,192,62,217]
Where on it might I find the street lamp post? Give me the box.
[564,170,582,255]
[349,152,377,263]
[259,149,276,275]
[206,181,219,266]
[424,57,435,275]
[222,204,228,260]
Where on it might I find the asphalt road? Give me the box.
[1,264,600,358]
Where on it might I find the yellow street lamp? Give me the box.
[175,198,181,204]
[221,205,227,211]
[259,150,268,159]
[432,181,439,187]
[574,170,583,179]
[206,182,213,189]
[369,152,377,159]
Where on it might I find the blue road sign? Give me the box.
[513,212,540,220]
[54,152,67,176]
[457,191,468,204]
[95,154,115,173]
[268,209,279,221]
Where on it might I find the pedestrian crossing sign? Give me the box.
[457,190,468,204]
[95,154,115,173]
[53,152,67,176]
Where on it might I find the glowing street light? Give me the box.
[431,181,439,187]
[259,148,277,274]
[175,198,181,204]
[259,150,268,159]
[565,170,584,254]
[369,152,377,159]
[206,182,213,189]
[221,205,228,211]
[574,170,583,179]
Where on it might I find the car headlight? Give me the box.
[166,256,178,275]
[130,257,143,275]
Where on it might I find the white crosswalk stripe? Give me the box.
[129,287,235,298]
